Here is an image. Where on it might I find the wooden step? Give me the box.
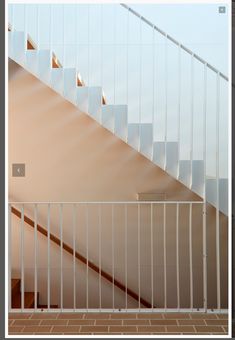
[12,292,37,309]
[11,279,21,299]
[38,304,59,309]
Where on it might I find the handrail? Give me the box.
[120,3,229,82]
[11,205,153,308]
[9,201,203,204]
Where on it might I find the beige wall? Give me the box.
[8,59,200,203]
[8,59,228,310]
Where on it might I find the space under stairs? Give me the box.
[8,4,229,215]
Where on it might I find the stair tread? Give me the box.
[12,292,35,309]
[11,278,21,300]
[11,278,20,291]
[38,304,59,309]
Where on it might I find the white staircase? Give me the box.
[8,3,229,215]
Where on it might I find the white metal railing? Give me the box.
[8,201,228,313]
[8,3,229,217]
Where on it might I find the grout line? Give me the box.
[21,326,26,333]
[222,326,228,333]
[192,325,197,333]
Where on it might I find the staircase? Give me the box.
[11,278,58,309]
[8,4,228,215]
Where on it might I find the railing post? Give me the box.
[8,204,11,312]
[216,72,221,311]
[203,64,207,200]
[203,201,207,311]
[34,204,38,311]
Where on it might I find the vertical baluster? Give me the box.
[101,4,103,95]
[47,203,50,310]
[113,5,116,105]
[37,5,39,48]
[139,17,142,152]
[125,204,128,311]
[62,4,65,69]
[88,4,90,86]
[177,46,181,178]
[126,8,129,117]
[112,204,115,310]
[150,203,154,310]
[216,72,221,311]
[202,64,208,312]
[99,204,102,311]
[24,4,26,49]
[203,64,207,199]
[60,203,63,311]
[176,203,180,310]
[75,5,78,71]
[189,203,193,310]
[34,204,38,311]
[152,25,155,160]
[49,4,52,52]
[21,204,24,311]
[86,204,89,311]
[163,203,167,310]
[164,34,168,171]
[203,202,207,311]
[73,203,76,311]
[190,55,194,188]
[12,4,15,30]
[138,203,140,310]
[8,204,11,311]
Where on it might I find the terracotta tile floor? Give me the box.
[8,312,228,336]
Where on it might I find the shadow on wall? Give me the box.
[8,59,200,203]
